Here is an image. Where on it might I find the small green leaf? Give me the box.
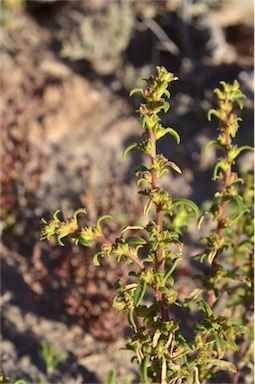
[236,145,254,156]
[163,89,170,98]
[208,109,220,121]
[204,140,218,155]
[158,168,169,178]
[198,300,213,317]
[73,208,87,223]
[231,195,249,221]
[125,236,147,245]
[129,88,144,97]
[169,198,199,216]
[79,236,93,247]
[167,276,174,286]
[134,280,147,307]
[163,101,170,113]
[128,310,137,331]
[165,128,180,144]
[228,339,238,351]
[212,163,221,181]
[211,322,221,330]
[215,334,225,359]
[179,354,187,365]
[53,209,61,221]
[139,356,151,383]
[112,296,126,312]
[122,143,137,159]
[56,234,66,246]
[96,215,113,230]
[164,257,181,281]
[137,76,148,83]
[141,115,150,128]
[237,325,249,334]
[14,381,28,384]
[93,251,101,266]
[106,370,116,384]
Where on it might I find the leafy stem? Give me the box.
[40,70,253,384]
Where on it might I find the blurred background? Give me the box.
[0,0,254,383]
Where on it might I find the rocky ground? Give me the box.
[0,1,254,383]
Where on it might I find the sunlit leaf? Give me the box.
[144,198,153,217]
[208,248,217,264]
[129,88,144,97]
[152,329,161,348]
[96,215,113,230]
[198,300,213,317]
[215,334,225,359]
[93,251,102,266]
[168,161,182,174]
[134,280,147,307]
[169,198,199,216]
[122,225,145,233]
[208,109,220,121]
[125,236,147,245]
[73,208,87,223]
[228,339,238,351]
[163,101,170,113]
[230,195,249,221]
[122,143,137,159]
[106,370,116,384]
[204,140,218,155]
[197,211,210,230]
[139,356,151,383]
[164,128,180,144]
[128,309,137,331]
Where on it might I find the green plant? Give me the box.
[41,67,254,383]
[0,342,63,384]
[0,373,27,384]
[40,340,64,377]
[196,82,254,384]
[13,381,27,384]
[31,178,143,341]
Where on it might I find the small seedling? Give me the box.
[41,340,64,377]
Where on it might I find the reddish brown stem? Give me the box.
[206,132,231,307]
[149,128,169,322]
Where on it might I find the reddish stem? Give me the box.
[206,131,231,308]
[149,127,169,322]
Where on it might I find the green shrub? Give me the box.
[41,66,254,383]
